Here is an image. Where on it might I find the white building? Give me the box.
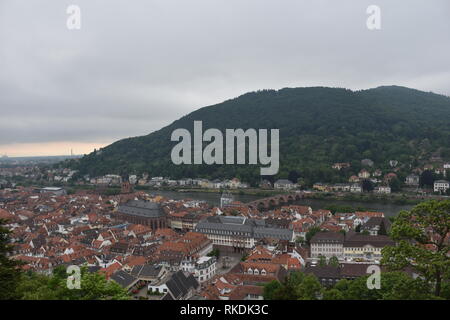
[195,216,294,252]
[220,192,234,208]
[434,180,449,193]
[129,175,138,185]
[40,187,66,196]
[405,174,419,186]
[274,179,296,190]
[374,186,391,194]
[310,232,345,260]
[181,256,217,283]
[350,184,362,193]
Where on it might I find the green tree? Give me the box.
[0,218,23,300]
[419,170,435,188]
[16,266,130,300]
[296,274,322,300]
[207,249,220,258]
[381,200,450,297]
[328,256,340,267]
[263,280,283,300]
[270,272,303,300]
[305,227,322,246]
[362,179,374,192]
[318,255,327,267]
[335,272,436,300]
[263,272,322,300]
[389,177,402,192]
[322,288,345,300]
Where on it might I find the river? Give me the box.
[148,190,414,217]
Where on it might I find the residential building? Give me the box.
[360,217,391,236]
[195,216,294,253]
[374,185,391,194]
[304,265,341,287]
[358,169,370,179]
[274,179,295,190]
[434,180,449,193]
[310,232,344,260]
[40,187,66,196]
[131,264,169,283]
[116,200,167,230]
[343,232,395,262]
[148,270,199,300]
[181,256,217,283]
[405,174,419,186]
[220,192,234,208]
[110,270,139,291]
[350,184,362,193]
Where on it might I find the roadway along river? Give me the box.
[148,190,414,217]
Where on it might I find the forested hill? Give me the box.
[63,86,450,186]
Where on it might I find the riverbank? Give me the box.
[56,184,425,216]
[304,192,425,206]
[66,184,444,206]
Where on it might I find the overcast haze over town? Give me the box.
[1,0,450,156]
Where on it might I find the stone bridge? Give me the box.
[247,192,305,211]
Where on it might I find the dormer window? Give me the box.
[247,268,253,274]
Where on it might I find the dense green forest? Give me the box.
[62,86,450,186]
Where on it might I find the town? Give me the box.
[1,156,449,196]
[1,164,447,300]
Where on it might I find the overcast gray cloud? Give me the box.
[1,0,449,155]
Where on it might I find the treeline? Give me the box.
[263,271,447,300]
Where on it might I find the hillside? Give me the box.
[64,86,450,186]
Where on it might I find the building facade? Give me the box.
[116,200,167,230]
[310,232,345,260]
[195,216,294,253]
[434,180,449,193]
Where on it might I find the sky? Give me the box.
[1,0,449,157]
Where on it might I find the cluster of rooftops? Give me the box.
[195,215,294,241]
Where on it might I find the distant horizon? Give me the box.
[3,1,450,158]
[1,154,83,159]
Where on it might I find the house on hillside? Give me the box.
[148,270,199,300]
[274,179,295,190]
[405,174,419,186]
[374,185,391,194]
[434,180,449,194]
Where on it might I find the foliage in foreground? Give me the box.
[381,200,450,297]
[15,266,130,300]
[265,200,450,300]
[263,271,447,300]
[0,218,129,300]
